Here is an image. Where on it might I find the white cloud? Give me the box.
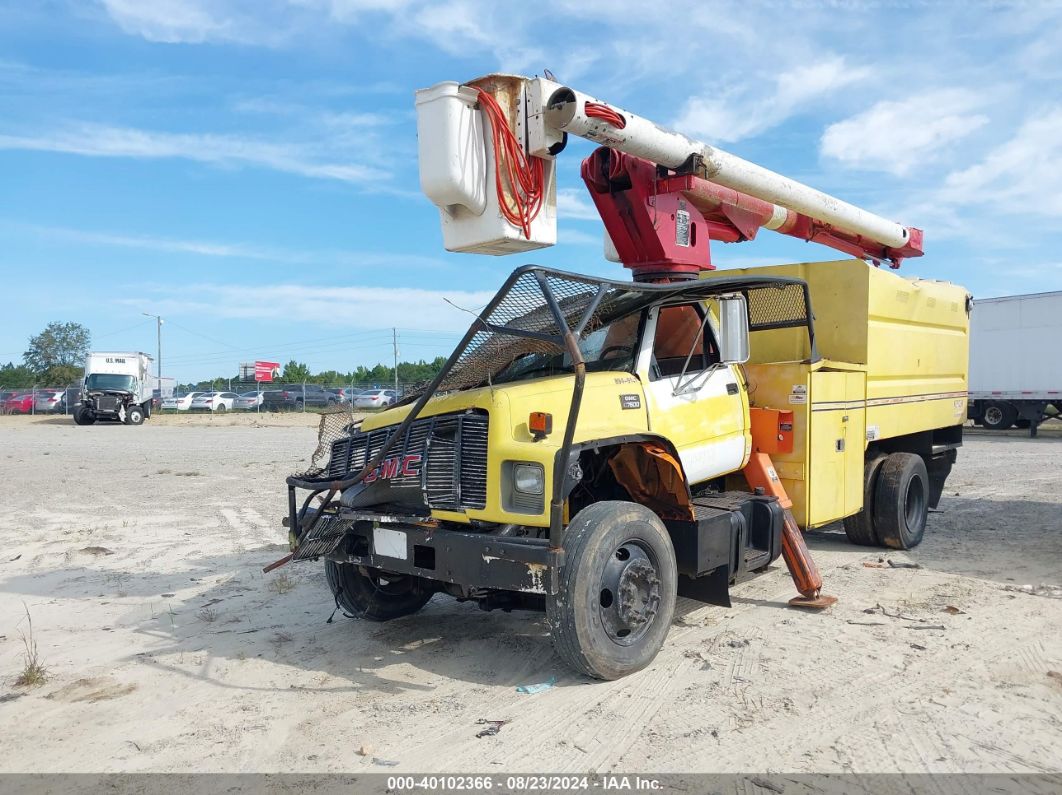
[938,107,1062,217]
[8,222,444,268]
[673,57,870,143]
[121,282,497,330]
[0,122,388,183]
[98,0,286,45]
[821,89,989,175]
[557,188,600,221]
[559,226,603,246]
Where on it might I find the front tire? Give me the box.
[547,501,677,680]
[72,408,95,425]
[873,453,929,550]
[125,405,145,425]
[324,561,433,621]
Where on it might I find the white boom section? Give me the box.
[535,80,911,250]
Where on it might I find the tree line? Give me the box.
[2,322,449,392]
[178,357,448,391]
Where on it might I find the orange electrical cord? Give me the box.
[585,102,626,129]
[474,87,544,239]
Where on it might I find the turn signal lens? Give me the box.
[529,411,553,439]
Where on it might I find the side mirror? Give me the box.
[717,294,750,364]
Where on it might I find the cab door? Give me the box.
[636,302,749,486]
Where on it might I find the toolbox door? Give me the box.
[808,371,866,526]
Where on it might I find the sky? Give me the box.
[1,0,1060,383]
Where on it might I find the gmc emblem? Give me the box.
[364,453,422,483]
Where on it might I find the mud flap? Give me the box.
[926,450,956,509]
[677,565,731,607]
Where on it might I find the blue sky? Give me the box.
[1,1,1060,383]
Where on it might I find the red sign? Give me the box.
[255,361,280,382]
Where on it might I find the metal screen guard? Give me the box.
[284,266,580,550]
[283,265,816,552]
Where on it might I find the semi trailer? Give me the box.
[967,291,1062,435]
[271,74,970,679]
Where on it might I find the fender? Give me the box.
[554,433,693,516]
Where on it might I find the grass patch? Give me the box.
[268,572,295,595]
[15,605,48,688]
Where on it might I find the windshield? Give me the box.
[494,312,641,385]
[85,374,136,391]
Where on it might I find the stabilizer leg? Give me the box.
[743,452,837,610]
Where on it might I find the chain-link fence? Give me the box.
[0,385,79,415]
[0,381,423,417]
[156,381,418,414]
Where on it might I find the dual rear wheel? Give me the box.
[843,452,929,549]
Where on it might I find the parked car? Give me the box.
[260,383,338,411]
[233,390,264,410]
[327,387,362,403]
[2,391,34,414]
[353,389,397,409]
[33,390,66,414]
[162,391,205,411]
[190,392,239,411]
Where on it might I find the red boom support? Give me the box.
[581,148,923,279]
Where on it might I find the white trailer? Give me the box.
[74,351,155,426]
[968,291,1062,435]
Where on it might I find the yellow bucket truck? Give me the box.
[276,75,970,679]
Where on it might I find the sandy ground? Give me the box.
[0,415,1059,775]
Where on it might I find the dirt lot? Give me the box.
[0,414,1059,774]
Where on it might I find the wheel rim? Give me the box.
[904,475,926,529]
[597,539,661,646]
[984,406,1003,425]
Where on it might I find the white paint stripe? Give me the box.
[677,435,747,484]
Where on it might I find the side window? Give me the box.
[651,304,720,378]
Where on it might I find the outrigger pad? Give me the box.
[788,593,838,610]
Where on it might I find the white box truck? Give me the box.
[968,291,1062,435]
[73,351,155,426]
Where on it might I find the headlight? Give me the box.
[513,462,544,495]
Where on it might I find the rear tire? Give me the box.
[547,501,677,680]
[843,453,887,546]
[981,402,1015,430]
[324,561,433,621]
[873,453,929,550]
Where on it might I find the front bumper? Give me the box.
[295,510,561,595]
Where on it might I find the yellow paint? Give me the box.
[359,259,968,531]
[362,371,649,527]
[709,259,969,527]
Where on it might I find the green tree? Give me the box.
[281,360,311,382]
[23,321,91,384]
[0,361,37,388]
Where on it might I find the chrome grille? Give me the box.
[327,410,488,511]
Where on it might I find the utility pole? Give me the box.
[143,312,163,400]
[392,328,399,395]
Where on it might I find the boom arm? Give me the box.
[415,75,924,270]
[534,80,923,271]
